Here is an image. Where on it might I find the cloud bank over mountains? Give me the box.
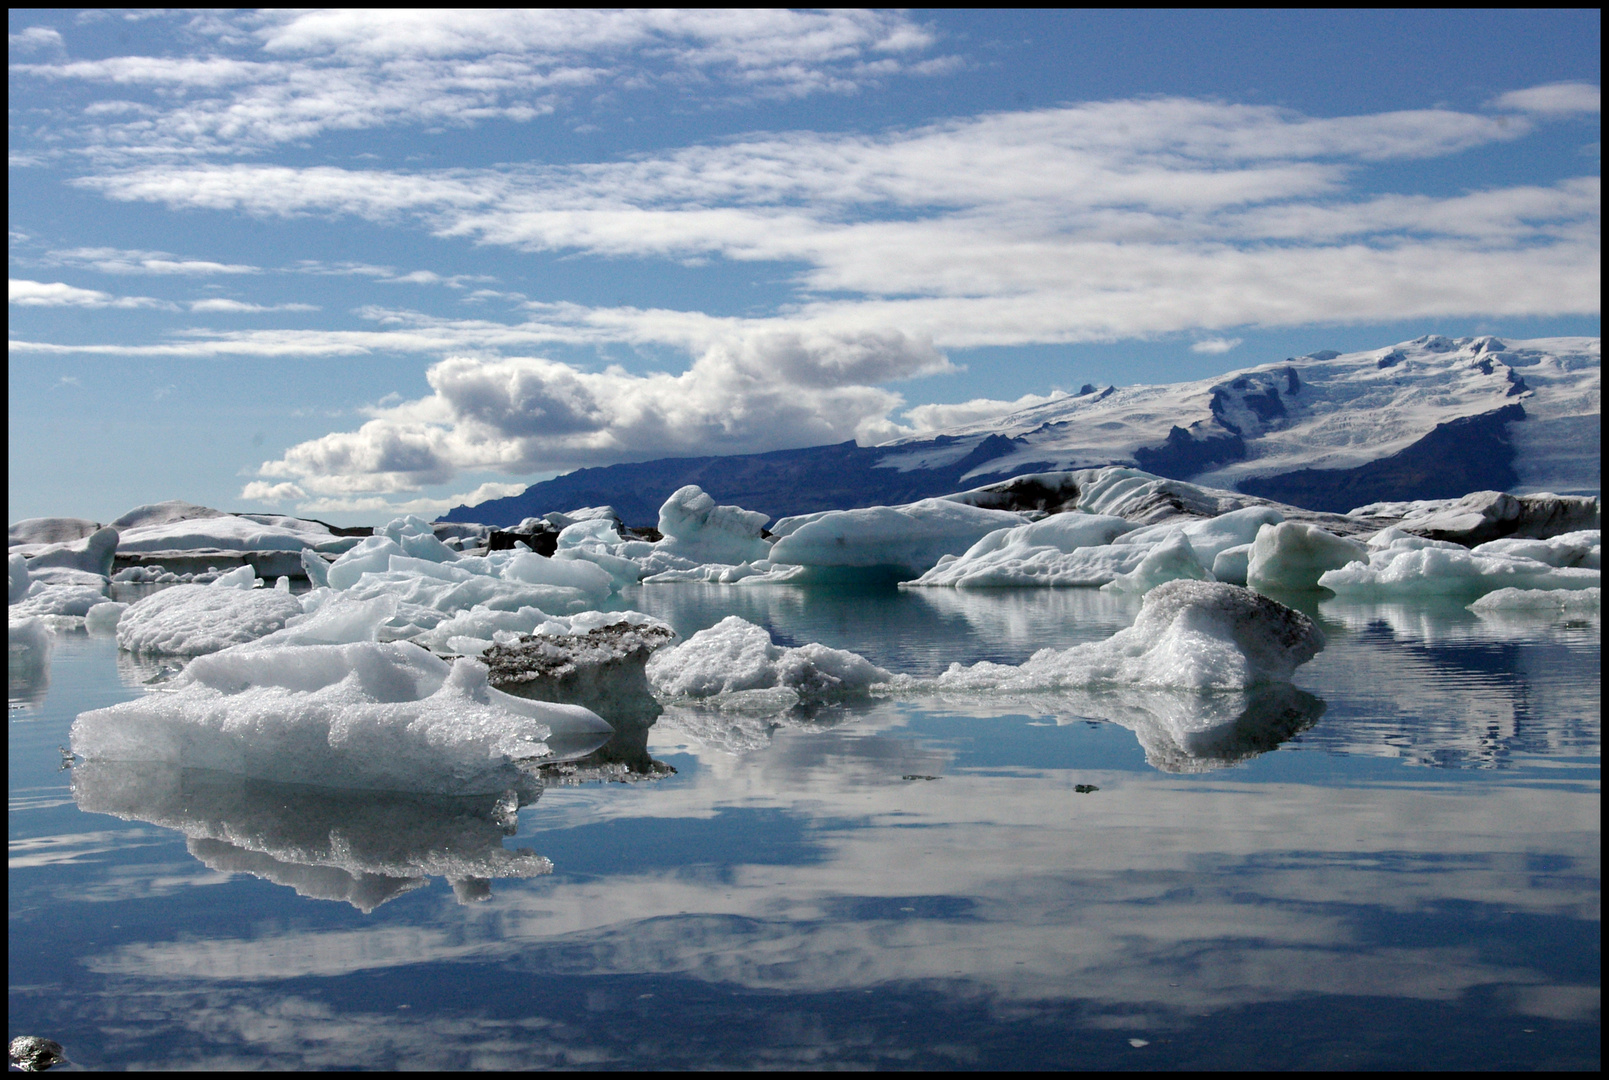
[7,10,1600,516]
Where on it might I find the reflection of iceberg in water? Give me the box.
[8,617,53,709]
[917,684,1326,772]
[71,761,552,911]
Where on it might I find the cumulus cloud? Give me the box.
[1190,338,1243,354]
[239,480,306,503]
[253,329,946,495]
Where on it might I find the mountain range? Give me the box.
[441,334,1600,527]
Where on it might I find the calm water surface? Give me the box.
[9,584,1600,1070]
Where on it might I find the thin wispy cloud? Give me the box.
[11,9,949,161]
[1190,338,1243,355]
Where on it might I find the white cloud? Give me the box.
[253,329,946,495]
[9,278,176,310]
[896,391,1071,436]
[188,298,319,313]
[12,10,948,157]
[1491,82,1600,116]
[1190,338,1243,355]
[239,480,306,503]
[8,26,63,53]
[50,246,260,275]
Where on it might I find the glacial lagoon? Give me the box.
[9,583,1600,1070]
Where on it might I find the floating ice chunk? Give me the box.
[646,615,892,704]
[22,526,118,577]
[1101,531,1214,594]
[642,559,805,584]
[482,612,676,715]
[299,550,329,592]
[769,499,1028,577]
[1118,506,1285,566]
[1211,544,1252,586]
[326,535,405,591]
[1469,586,1601,613]
[116,583,304,655]
[904,513,1138,588]
[654,486,772,566]
[899,580,1324,692]
[70,761,552,912]
[9,552,30,604]
[1318,545,1600,598]
[1471,530,1598,569]
[501,550,613,601]
[250,592,399,647]
[11,581,110,619]
[1245,522,1368,592]
[85,601,128,634]
[71,644,612,795]
[209,564,262,589]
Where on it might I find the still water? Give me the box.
[9,584,1600,1070]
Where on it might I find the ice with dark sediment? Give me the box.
[71,642,613,795]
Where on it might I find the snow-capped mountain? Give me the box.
[444,335,1599,527]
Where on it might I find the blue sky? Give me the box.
[9,9,1600,526]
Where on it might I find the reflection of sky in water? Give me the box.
[8,587,1599,1070]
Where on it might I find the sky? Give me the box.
[8,9,1601,527]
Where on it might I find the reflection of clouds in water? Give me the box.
[71,762,551,911]
[83,760,1597,1024]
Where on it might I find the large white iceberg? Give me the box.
[646,615,892,707]
[897,580,1324,692]
[769,499,1029,577]
[71,642,613,795]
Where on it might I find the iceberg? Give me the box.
[1101,531,1214,594]
[84,601,128,634]
[8,552,31,603]
[9,516,102,549]
[905,512,1139,588]
[1245,521,1368,592]
[769,499,1029,578]
[897,580,1324,692]
[71,642,613,795]
[1318,535,1600,598]
[116,583,305,655]
[646,615,892,707]
[10,580,112,620]
[1468,586,1601,614]
[19,525,118,577]
[654,485,773,566]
